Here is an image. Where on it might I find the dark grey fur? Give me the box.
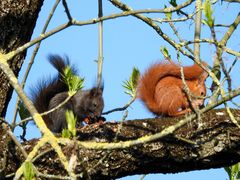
[32,55,104,133]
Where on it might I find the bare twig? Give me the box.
[181,39,240,57]
[224,0,240,2]
[168,17,194,55]
[102,96,136,115]
[62,0,73,21]
[15,93,74,127]
[193,0,202,62]
[97,0,104,87]
[220,13,240,48]
[2,123,28,158]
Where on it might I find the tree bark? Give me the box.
[0,0,44,117]
[1,108,240,179]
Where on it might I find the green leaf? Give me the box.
[62,129,71,138]
[62,66,84,93]
[225,163,240,180]
[202,19,209,26]
[23,161,35,180]
[122,67,140,98]
[224,167,232,180]
[160,46,171,59]
[19,102,30,120]
[164,5,172,20]
[203,0,215,27]
[232,163,240,180]
[165,11,172,20]
[64,110,77,137]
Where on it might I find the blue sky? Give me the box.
[6,0,240,179]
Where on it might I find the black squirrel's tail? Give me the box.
[48,55,78,76]
[31,55,77,127]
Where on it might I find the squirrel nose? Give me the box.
[199,104,205,108]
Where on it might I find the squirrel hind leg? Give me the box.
[168,108,191,117]
[167,97,189,117]
[155,84,184,116]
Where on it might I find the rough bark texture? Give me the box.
[0,0,44,117]
[1,108,240,179]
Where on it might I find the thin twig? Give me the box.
[168,17,194,55]
[153,11,197,23]
[225,104,240,128]
[62,0,73,21]
[15,94,74,127]
[179,65,202,122]
[2,123,28,158]
[181,39,240,57]
[114,110,128,141]
[223,0,240,2]
[193,0,202,62]
[97,0,104,87]
[227,57,238,74]
[102,96,136,115]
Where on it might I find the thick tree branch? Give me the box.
[1,108,240,179]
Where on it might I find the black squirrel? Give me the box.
[31,55,104,133]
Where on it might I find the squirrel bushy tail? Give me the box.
[138,62,207,115]
[31,55,76,128]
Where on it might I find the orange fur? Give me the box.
[138,61,208,116]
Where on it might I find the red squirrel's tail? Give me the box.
[138,61,207,115]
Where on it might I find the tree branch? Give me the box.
[1,108,240,179]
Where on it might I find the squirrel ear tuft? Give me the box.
[200,71,208,82]
[94,81,104,93]
[99,83,104,92]
[90,86,103,96]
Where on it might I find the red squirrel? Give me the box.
[138,61,208,116]
[31,55,104,133]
